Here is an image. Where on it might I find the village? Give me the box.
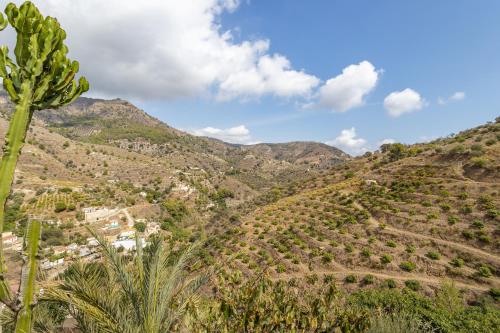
[2,205,161,274]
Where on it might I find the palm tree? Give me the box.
[43,230,207,333]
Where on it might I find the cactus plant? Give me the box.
[0,1,88,331]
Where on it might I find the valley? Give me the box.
[1,95,498,302]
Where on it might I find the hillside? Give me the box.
[0,94,348,233]
[1,93,499,302]
[32,95,348,170]
[204,119,500,298]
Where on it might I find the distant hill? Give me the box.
[0,93,349,216]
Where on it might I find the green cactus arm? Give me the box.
[3,78,20,102]
[0,46,10,77]
[0,82,33,304]
[0,12,7,31]
[14,219,41,333]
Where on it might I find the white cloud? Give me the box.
[1,0,319,101]
[217,54,320,101]
[318,61,380,112]
[326,127,368,155]
[384,88,425,117]
[438,91,465,105]
[190,125,256,144]
[378,138,396,146]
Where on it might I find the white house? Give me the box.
[112,238,145,252]
[1,232,18,248]
[83,207,120,223]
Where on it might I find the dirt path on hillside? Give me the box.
[351,202,500,267]
[280,267,495,292]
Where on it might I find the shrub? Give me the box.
[323,274,335,283]
[386,240,397,248]
[485,209,498,219]
[405,245,416,254]
[421,200,432,207]
[476,265,492,278]
[439,203,451,212]
[461,205,473,214]
[471,219,484,229]
[361,248,372,258]
[462,230,474,240]
[447,216,459,225]
[54,202,67,213]
[400,261,416,272]
[384,279,397,288]
[362,274,375,285]
[485,138,496,146]
[489,288,500,300]
[345,274,357,283]
[449,257,464,268]
[425,251,441,260]
[449,144,465,155]
[405,280,421,291]
[470,157,487,168]
[276,264,286,273]
[306,274,319,285]
[322,252,334,264]
[134,222,146,233]
[380,254,393,264]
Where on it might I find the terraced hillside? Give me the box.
[0,93,349,233]
[205,119,500,297]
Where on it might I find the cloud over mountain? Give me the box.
[190,125,256,144]
[326,127,367,155]
[3,0,318,102]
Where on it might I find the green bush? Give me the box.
[276,263,286,273]
[400,261,416,272]
[361,248,372,258]
[489,288,500,300]
[380,254,393,264]
[345,274,357,283]
[54,202,67,213]
[447,216,459,225]
[134,222,146,233]
[476,265,492,278]
[449,257,464,268]
[384,279,397,288]
[425,251,441,260]
[362,274,375,285]
[386,240,397,248]
[404,280,421,291]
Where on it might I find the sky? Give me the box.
[1,0,499,154]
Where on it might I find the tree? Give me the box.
[163,198,189,222]
[0,2,88,331]
[44,229,207,333]
[134,221,146,233]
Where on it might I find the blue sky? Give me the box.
[138,0,499,153]
[9,0,499,154]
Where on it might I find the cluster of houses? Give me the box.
[1,232,21,251]
[40,219,160,272]
[1,205,162,274]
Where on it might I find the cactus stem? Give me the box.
[0,82,32,304]
[14,219,41,333]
